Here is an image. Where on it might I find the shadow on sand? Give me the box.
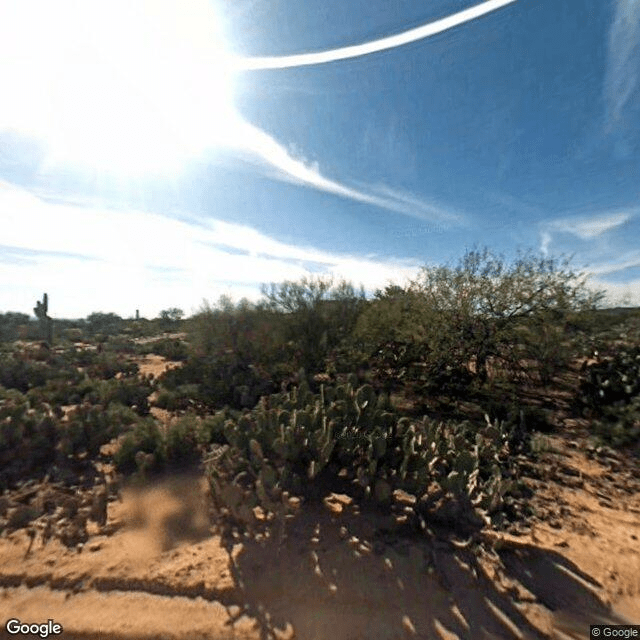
[221,501,628,640]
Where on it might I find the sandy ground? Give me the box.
[1,356,639,639]
[1,436,638,640]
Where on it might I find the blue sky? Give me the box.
[0,0,638,319]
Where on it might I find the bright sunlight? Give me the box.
[0,0,238,176]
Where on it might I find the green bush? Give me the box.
[0,354,50,392]
[578,346,640,411]
[198,411,229,445]
[153,384,199,411]
[143,338,189,361]
[60,402,136,457]
[159,354,273,410]
[85,353,139,380]
[89,378,151,416]
[0,312,30,343]
[165,416,201,468]
[355,248,605,392]
[0,389,61,486]
[113,420,165,474]
[591,399,640,448]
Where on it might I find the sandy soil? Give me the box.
[1,357,639,639]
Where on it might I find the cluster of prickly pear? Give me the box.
[206,376,522,536]
[0,389,61,485]
[579,346,640,412]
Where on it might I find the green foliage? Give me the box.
[114,412,210,475]
[158,307,184,329]
[165,415,201,468]
[355,248,605,393]
[260,276,366,373]
[0,312,30,343]
[206,380,526,536]
[578,346,640,448]
[89,378,152,416]
[159,353,273,411]
[0,353,50,392]
[591,399,640,448]
[198,411,229,445]
[60,402,136,457]
[138,337,189,361]
[85,353,139,380]
[113,420,165,474]
[0,388,59,486]
[153,385,193,411]
[579,346,640,410]
[86,312,125,337]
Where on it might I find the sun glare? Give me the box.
[0,0,238,176]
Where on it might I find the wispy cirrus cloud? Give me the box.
[536,209,640,305]
[603,0,640,155]
[543,210,634,241]
[233,120,466,224]
[0,180,420,317]
[586,253,640,277]
[232,0,517,70]
[539,209,635,256]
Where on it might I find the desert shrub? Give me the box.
[60,402,136,457]
[260,277,366,374]
[578,346,640,411]
[159,354,274,410]
[198,410,229,445]
[0,312,30,343]
[86,312,125,337]
[25,368,87,405]
[158,307,184,330]
[0,353,50,392]
[88,378,151,416]
[62,327,85,343]
[143,337,189,361]
[113,419,165,474]
[165,415,201,468]
[153,384,199,411]
[591,399,640,448]
[355,248,605,394]
[85,353,139,380]
[63,346,99,368]
[104,335,138,354]
[0,389,61,486]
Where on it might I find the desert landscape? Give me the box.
[1,263,639,640]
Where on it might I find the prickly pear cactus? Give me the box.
[205,380,523,538]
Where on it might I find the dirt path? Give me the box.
[135,353,182,431]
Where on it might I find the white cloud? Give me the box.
[583,251,640,277]
[587,277,640,307]
[0,181,420,318]
[604,0,640,136]
[544,210,634,240]
[231,0,517,70]
[232,121,466,224]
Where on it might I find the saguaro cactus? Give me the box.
[33,293,53,344]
